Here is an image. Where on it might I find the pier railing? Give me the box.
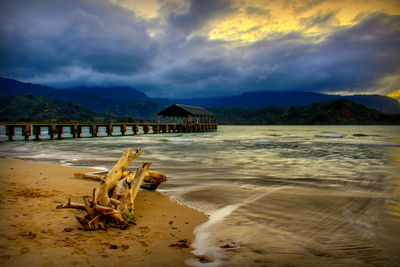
[0,122,218,141]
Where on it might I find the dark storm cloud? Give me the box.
[151,12,400,97]
[0,0,399,97]
[166,0,236,37]
[245,7,271,18]
[234,12,400,94]
[164,58,237,83]
[300,10,340,29]
[0,0,157,80]
[285,0,328,14]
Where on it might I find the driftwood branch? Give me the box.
[56,198,86,211]
[57,148,159,230]
[97,148,142,207]
[74,170,167,191]
[74,172,103,180]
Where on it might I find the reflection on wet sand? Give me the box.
[187,185,399,266]
[381,145,400,265]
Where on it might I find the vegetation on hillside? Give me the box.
[212,98,400,125]
[0,94,109,122]
[1,94,399,125]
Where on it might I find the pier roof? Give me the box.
[157,104,215,117]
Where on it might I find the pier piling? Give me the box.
[0,121,217,141]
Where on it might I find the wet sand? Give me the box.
[199,186,400,266]
[0,158,207,267]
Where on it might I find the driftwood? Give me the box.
[74,170,168,191]
[57,148,158,230]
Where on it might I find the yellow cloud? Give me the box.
[112,0,400,44]
[110,0,160,18]
[208,0,400,43]
[388,89,400,101]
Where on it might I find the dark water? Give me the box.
[1,125,400,266]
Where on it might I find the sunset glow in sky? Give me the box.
[0,0,399,98]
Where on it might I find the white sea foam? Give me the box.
[168,138,193,143]
[252,139,272,143]
[15,153,59,159]
[325,141,400,147]
[187,187,286,267]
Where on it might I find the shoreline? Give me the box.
[0,158,208,266]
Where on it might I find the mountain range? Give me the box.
[0,94,102,122]
[1,77,400,115]
[0,77,166,120]
[175,91,400,115]
[212,98,400,125]
[0,77,399,124]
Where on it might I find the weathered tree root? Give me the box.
[74,170,167,191]
[57,148,155,230]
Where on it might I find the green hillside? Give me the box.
[212,98,400,125]
[0,94,103,122]
[1,94,399,125]
[0,94,169,122]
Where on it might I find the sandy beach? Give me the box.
[0,158,207,267]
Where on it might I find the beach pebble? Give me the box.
[20,247,30,254]
[220,243,237,249]
[63,228,73,232]
[196,256,212,263]
[20,231,36,239]
[120,244,129,250]
[169,239,189,249]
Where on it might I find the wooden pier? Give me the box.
[1,104,218,141]
[0,122,218,141]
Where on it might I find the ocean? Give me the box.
[1,125,400,266]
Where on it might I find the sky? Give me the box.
[0,0,399,99]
